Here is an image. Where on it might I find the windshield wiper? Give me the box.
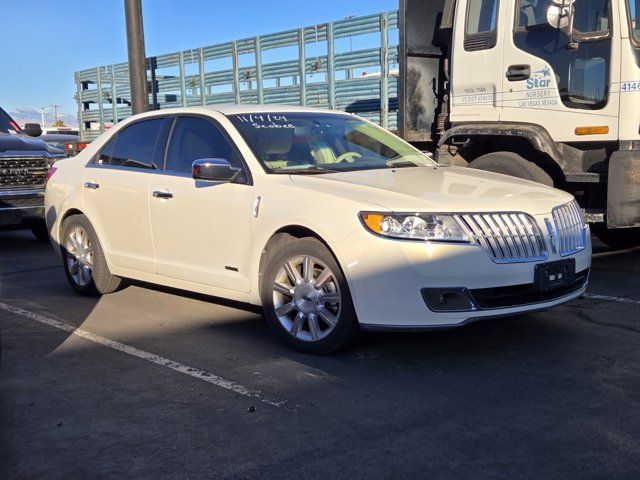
[272,166,341,174]
[385,155,433,168]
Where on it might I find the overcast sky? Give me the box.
[0,0,397,116]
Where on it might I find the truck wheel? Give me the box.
[260,235,359,354]
[60,214,123,296]
[592,226,640,250]
[31,224,50,242]
[469,152,554,187]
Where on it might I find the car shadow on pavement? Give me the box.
[1,229,639,367]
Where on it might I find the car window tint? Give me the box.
[109,119,165,169]
[97,138,116,165]
[165,117,244,174]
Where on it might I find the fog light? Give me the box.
[421,288,476,312]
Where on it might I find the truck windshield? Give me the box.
[0,108,21,134]
[628,0,640,42]
[228,113,433,174]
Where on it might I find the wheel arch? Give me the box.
[436,122,567,184]
[58,208,85,238]
[256,224,350,301]
[258,225,341,279]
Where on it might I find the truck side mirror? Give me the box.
[546,5,567,29]
[24,123,42,137]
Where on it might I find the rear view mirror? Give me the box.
[192,158,241,182]
[24,123,42,137]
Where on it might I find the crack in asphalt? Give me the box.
[573,308,640,336]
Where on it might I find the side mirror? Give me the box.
[192,158,241,182]
[24,123,42,137]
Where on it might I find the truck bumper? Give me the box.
[608,150,640,228]
[0,188,45,230]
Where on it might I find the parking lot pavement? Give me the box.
[1,231,639,480]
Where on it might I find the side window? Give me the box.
[165,117,246,178]
[465,0,499,51]
[97,137,115,165]
[518,0,609,33]
[109,118,165,169]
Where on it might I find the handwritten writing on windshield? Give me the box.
[236,114,295,129]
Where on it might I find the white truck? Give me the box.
[398,0,640,248]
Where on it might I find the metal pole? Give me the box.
[124,0,149,114]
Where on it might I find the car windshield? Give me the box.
[227,112,434,173]
[0,108,21,134]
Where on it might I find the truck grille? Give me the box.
[456,213,548,264]
[552,201,587,256]
[0,156,49,189]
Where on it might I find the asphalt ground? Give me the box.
[1,230,639,480]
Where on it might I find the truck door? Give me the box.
[450,0,504,122]
[499,0,620,142]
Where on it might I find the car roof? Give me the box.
[205,104,336,115]
[39,134,79,141]
[129,104,341,120]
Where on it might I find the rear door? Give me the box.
[499,0,619,142]
[450,0,504,122]
[82,117,169,273]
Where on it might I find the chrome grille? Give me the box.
[0,156,49,189]
[456,213,548,263]
[552,201,587,256]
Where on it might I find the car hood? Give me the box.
[0,132,63,156]
[288,166,573,215]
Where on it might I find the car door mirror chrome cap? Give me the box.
[192,158,240,182]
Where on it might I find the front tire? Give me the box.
[61,214,122,296]
[470,151,554,186]
[592,226,640,250]
[260,235,359,354]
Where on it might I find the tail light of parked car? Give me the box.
[65,141,88,156]
[46,166,57,182]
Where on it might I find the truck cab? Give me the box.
[0,107,65,240]
[399,0,640,248]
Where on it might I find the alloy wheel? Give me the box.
[272,255,342,342]
[65,226,94,287]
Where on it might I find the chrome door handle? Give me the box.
[152,191,174,199]
[84,182,100,189]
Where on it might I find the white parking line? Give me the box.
[583,293,640,306]
[0,302,292,411]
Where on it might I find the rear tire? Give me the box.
[260,235,359,354]
[60,214,123,296]
[592,226,640,250]
[470,151,554,186]
[31,224,50,242]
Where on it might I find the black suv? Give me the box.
[0,107,65,240]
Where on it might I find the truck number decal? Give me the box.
[621,82,640,92]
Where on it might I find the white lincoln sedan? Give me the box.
[45,106,591,353]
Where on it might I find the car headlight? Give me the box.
[359,212,470,242]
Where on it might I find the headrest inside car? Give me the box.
[258,128,293,155]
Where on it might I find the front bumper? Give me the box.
[332,218,591,329]
[0,188,45,229]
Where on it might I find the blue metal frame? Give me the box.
[75,11,399,141]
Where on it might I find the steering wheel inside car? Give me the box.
[335,152,362,164]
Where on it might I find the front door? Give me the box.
[450,0,504,122]
[82,117,168,273]
[499,0,620,142]
[149,116,253,293]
